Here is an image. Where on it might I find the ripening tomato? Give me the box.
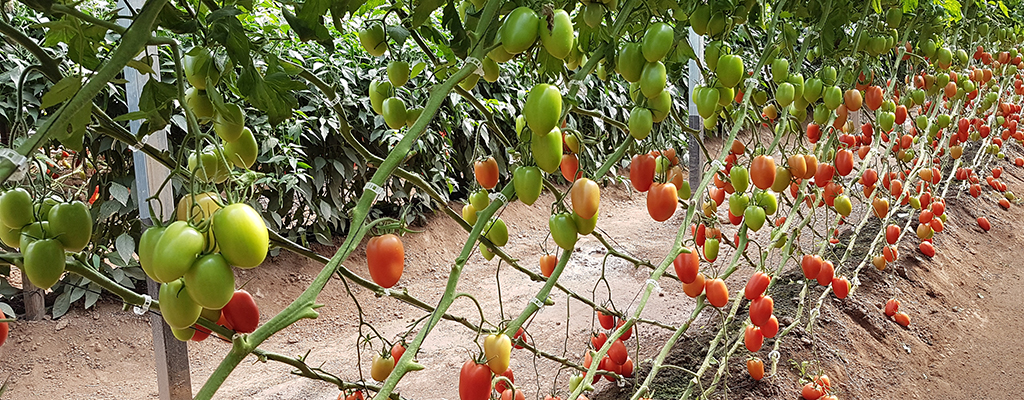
[673,248,699,284]
[751,155,777,190]
[647,183,678,221]
[366,234,405,288]
[705,278,729,307]
[500,389,526,400]
[744,325,763,352]
[459,360,492,400]
[683,273,706,298]
[485,333,512,374]
[894,312,911,326]
[802,155,819,179]
[539,254,557,278]
[744,272,771,300]
[571,178,600,220]
[391,342,406,361]
[495,368,515,393]
[801,383,824,399]
[560,153,580,182]
[474,157,499,189]
[371,353,395,381]
[747,358,764,380]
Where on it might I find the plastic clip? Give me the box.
[134,294,152,315]
[491,192,508,204]
[466,57,484,76]
[364,182,385,199]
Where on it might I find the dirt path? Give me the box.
[2,146,1024,400]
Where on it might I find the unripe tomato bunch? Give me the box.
[0,188,93,289]
[141,193,268,341]
[182,47,259,182]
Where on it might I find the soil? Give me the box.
[2,142,1024,400]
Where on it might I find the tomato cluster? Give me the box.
[0,188,93,290]
[142,195,268,340]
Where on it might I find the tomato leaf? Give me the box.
[237,65,304,126]
[115,233,135,268]
[411,0,444,28]
[52,289,70,319]
[156,3,198,34]
[40,75,82,109]
[0,302,14,319]
[109,182,130,206]
[126,57,156,76]
[209,6,253,67]
[902,0,918,13]
[441,1,469,59]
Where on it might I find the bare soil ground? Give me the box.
[2,144,1023,400]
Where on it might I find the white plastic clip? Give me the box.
[809,308,819,320]
[364,182,385,199]
[466,57,484,76]
[0,149,28,180]
[711,159,724,172]
[530,297,544,309]
[382,288,391,296]
[491,192,508,204]
[646,279,660,291]
[134,294,152,315]
[768,350,780,362]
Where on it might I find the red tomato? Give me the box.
[761,315,779,338]
[0,312,7,348]
[598,310,615,329]
[221,290,260,333]
[744,271,771,300]
[749,295,774,327]
[751,155,777,190]
[832,276,850,299]
[747,358,764,380]
[978,217,991,231]
[834,149,854,176]
[474,157,499,189]
[366,234,405,288]
[683,273,706,298]
[591,332,607,349]
[459,360,492,400]
[885,299,900,317]
[816,261,834,286]
[616,319,633,340]
[744,325,763,352]
[512,327,527,349]
[705,278,729,307]
[495,368,515,394]
[801,383,823,399]
[500,389,525,400]
[391,342,406,361]
[919,241,935,257]
[895,312,911,326]
[673,248,700,284]
[608,339,627,364]
[560,153,581,182]
[620,358,634,377]
[885,224,900,244]
[801,255,822,280]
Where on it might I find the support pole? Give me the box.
[118,1,191,398]
[687,29,705,194]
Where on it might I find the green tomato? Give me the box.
[0,224,21,248]
[744,205,767,231]
[159,279,202,330]
[213,203,269,269]
[628,107,653,140]
[462,204,478,225]
[47,201,91,252]
[616,42,645,83]
[187,149,230,184]
[834,195,852,216]
[185,87,215,122]
[540,9,574,59]
[677,181,691,200]
[572,211,598,235]
[524,83,562,135]
[823,85,842,110]
[583,3,603,28]
[771,58,789,83]
[501,7,539,54]
[716,54,744,88]
[728,193,749,217]
[358,24,388,56]
[183,47,221,90]
[820,65,837,85]
[641,22,674,62]
[405,107,423,129]
[23,238,64,289]
[224,127,258,169]
[813,103,831,125]
[640,61,667,98]
[184,253,235,309]
[654,156,670,173]
[482,57,500,82]
[480,243,495,260]
[730,166,750,193]
[485,218,509,247]
[470,189,490,212]
[369,80,393,115]
[649,90,672,123]
[776,83,795,107]
[151,221,205,283]
[549,213,578,250]
[0,188,33,229]
[19,221,48,252]
[756,191,778,215]
[802,78,823,103]
[513,166,543,206]
[214,103,245,142]
[704,238,720,261]
[139,226,166,280]
[531,128,563,173]
[387,61,410,87]
[382,97,408,130]
[694,86,720,119]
